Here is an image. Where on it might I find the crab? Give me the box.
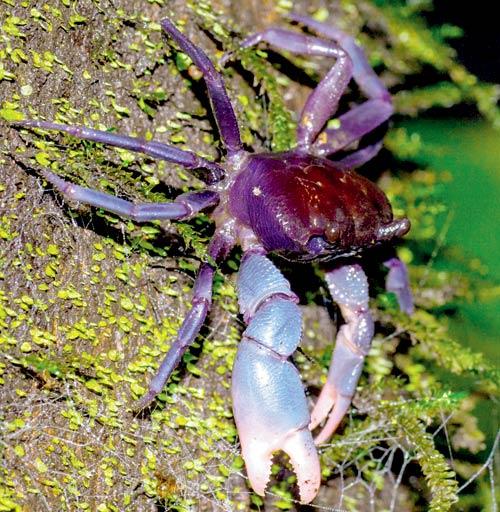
[14,15,414,504]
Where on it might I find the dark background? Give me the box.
[430,0,499,84]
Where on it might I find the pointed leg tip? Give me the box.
[403,302,415,316]
[132,390,157,413]
[219,51,234,67]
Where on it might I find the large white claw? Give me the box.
[235,253,321,503]
[232,339,321,503]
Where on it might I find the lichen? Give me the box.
[0,0,498,511]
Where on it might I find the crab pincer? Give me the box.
[232,252,321,503]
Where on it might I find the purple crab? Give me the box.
[15,15,413,503]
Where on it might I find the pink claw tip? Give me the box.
[309,381,336,430]
[241,428,321,504]
[241,441,272,498]
[282,429,321,503]
[313,394,351,446]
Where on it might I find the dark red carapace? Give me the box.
[228,151,409,259]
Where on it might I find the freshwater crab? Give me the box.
[14,15,414,503]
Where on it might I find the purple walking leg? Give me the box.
[16,119,224,185]
[384,257,414,315]
[313,100,393,157]
[231,27,353,148]
[290,15,391,100]
[40,169,219,222]
[161,19,243,155]
[136,233,234,410]
[336,141,383,169]
[311,264,374,445]
[289,14,393,157]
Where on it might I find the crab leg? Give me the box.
[336,141,383,169]
[39,169,219,222]
[384,257,414,315]
[32,166,231,409]
[311,259,413,443]
[161,19,243,154]
[233,252,320,503]
[289,15,391,100]
[15,119,224,184]
[136,232,233,409]
[289,14,394,157]
[310,264,374,445]
[229,27,352,148]
[313,100,393,157]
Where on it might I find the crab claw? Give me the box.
[309,265,374,445]
[232,340,321,503]
[234,253,321,502]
